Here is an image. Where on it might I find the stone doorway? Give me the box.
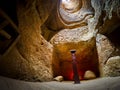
[51,27,100,80]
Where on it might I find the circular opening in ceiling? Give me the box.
[61,0,81,13]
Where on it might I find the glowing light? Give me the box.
[61,0,80,12]
[69,71,74,80]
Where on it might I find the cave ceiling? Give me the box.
[0,0,120,35]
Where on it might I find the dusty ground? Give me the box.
[0,76,120,90]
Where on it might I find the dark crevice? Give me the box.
[106,26,120,47]
[0,0,18,26]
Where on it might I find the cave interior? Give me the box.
[0,0,120,83]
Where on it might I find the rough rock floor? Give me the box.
[0,76,120,90]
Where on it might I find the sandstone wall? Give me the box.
[0,0,56,81]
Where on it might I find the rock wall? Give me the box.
[91,0,120,77]
[96,34,115,76]
[0,0,55,81]
[0,0,120,81]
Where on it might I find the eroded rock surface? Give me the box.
[84,70,96,80]
[0,0,54,81]
[50,26,99,80]
[103,56,120,77]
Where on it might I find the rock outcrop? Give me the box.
[96,34,115,76]
[103,56,120,77]
[84,70,96,80]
